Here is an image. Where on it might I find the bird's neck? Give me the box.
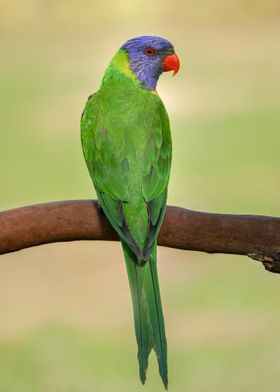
[102,49,159,91]
[102,49,141,88]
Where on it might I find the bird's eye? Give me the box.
[145,47,155,56]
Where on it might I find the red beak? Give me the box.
[162,53,180,75]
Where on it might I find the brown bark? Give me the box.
[0,200,280,273]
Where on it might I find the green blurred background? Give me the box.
[0,1,280,391]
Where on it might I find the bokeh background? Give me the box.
[0,1,280,391]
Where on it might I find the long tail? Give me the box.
[121,241,168,389]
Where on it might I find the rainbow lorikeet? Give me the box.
[81,36,180,388]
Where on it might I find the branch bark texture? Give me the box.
[1,200,280,273]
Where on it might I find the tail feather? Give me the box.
[122,241,168,388]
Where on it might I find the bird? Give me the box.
[81,35,180,388]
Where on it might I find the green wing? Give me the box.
[81,81,171,258]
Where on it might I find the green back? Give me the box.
[81,51,172,258]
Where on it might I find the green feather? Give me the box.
[122,241,168,388]
[81,49,172,387]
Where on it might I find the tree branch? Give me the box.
[1,200,280,273]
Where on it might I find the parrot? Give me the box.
[81,36,180,388]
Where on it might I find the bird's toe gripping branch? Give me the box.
[248,252,280,273]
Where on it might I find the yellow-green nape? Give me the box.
[104,49,140,84]
[111,49,136,78]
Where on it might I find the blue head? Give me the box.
[121,36,180,91]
